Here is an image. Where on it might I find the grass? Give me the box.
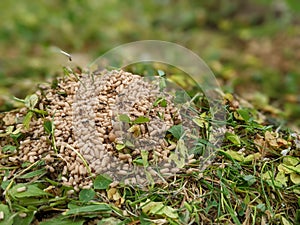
[0,65,299,224]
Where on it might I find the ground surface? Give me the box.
[0,1,300,224]
[0,68,300,225]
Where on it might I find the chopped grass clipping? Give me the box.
[0,68,299,224]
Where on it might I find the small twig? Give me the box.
[59,50,72,61]
[50,46,72,61]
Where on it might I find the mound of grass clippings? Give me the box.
[0,67,299,225]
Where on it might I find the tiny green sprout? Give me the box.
[141,150,149,167]
[157,111,165,120]
[116,140,135,151]
[4,126,23,145]
[157,70,166,91]
[168,124,184,140]
[43,119,57,153]
[59,49,72,61]
[124,140,135,148]
[157,69,165,77]
[118,114,131,123]
[118,114,150,125]
[116,143,126,151]
[94,174,113,190]
[133,157,144,166]
[2,145,17,153]
[79,189,95,202]
[132,116,150,124]
[24,94,39,110]
[0,126,22,138]
[15,94,48,130]
[23,111,33,129]
[43,120,53,135]
[62,66,72,77]
[159,77,166,91]
[153,97,167,107]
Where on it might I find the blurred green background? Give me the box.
[0,0,299,127]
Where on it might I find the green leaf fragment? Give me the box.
[118,114,131,123]
[23,111,34,129]
[13,212,35,225]
[1,180,10,190]
[279,164,300,174]
[283,156,299,166]
[19,168,47,179]
[2,145,17,153]
[159,99,167,107]
[244,152,261,162]
[124,140,135,148]
[116,144,125,151]
[225,132,241,146]
[43,120,53,135]
[278,164,294,174]
[18,197,54,206]
[243,175,256,186]
[0,204,12,225]
[290,173,300,184]
[275,171,288,187]
[141,199,178,219]
[79,189,95,202]
[24,94,38,109]
[9,184,51,199]
[224,150,244,162]
[157,70,165,77]
[10,131,22,143]
[94,175,112,190]
[168,124,184,140]
[184,202,193,213]
[6,126,14,134]
[170,139,187,168]
[39,216,84,225]
[236,109,251,122]
[193,116,208,128]
[281,216,293,225]
[256,203,266,212]
[153,97,167,107]
[31,109,48,115]
[64,204,111,215]
[133,158,144,166]
[141,150,149,167]
[261,171,273,180]
[159,77,166,91]
[133,116,150,124]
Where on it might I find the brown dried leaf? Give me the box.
[265,131,276,142]
[269,139,279,147]
[107,188,117,200]
[254,134,266,154]
[277,138,288,147]
[107,188,124,207]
